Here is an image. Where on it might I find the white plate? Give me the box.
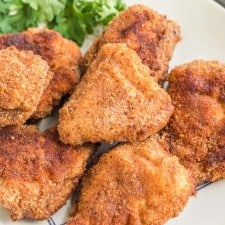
[1,0,225,224]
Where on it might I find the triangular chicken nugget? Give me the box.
[58,43,173,145]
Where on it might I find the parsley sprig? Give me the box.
[0,0,126,45]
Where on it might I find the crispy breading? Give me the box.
[66,135,194,225]
[0,28,82,119]
[0,46,52,126]
[82,4,181,82]
[164,60,225,185]
[58,43,174,146]
[0,125,93,220]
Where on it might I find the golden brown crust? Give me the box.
[58,43,174,145]
[0,28,82,119]
[0,46,52,126]
[67,136,194,225]
[0,125,93,220]
[82,4,181,82]
[165,60,225,185]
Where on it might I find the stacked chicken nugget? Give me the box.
[1,3,224,225]
[0,29,94,221]
[57,5,195,225]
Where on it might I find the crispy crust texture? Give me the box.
[0,126,93,220]
[82,4,181,82]
[0,28,82,119]
[165,60,225,185]
[0,46,52,126]
[58,43,174,146]
[67,136,194,225]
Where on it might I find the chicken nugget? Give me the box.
[0,46,52,126]
[0,125,93,220]
[67,135,194,225]
[0,28,82,119]
[165,60,225,185]
[58,43,174,146]
[82,4,181,82]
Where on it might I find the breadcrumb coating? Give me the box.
[58,43,174,146]
[82,4,181,82]
[67,135,194,225]
[0,125,93,220]
[165,60,225,185]
[0,46,52,126]
[0,28,82,119]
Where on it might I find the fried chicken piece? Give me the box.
[0,46,52,127]
[164,60,225,185]
[82,4,181,82]
[67,135,194,225]
[0,28,82,119]
[58,43,174,146]
[0,125,93,220]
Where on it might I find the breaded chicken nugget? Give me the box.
[165,60,225,185]
[82,4,181,82]
[0,28,81,119]
[0,125,93,220]
[66,135,194,225]
[0,47,52,126]
[58,43,174,146]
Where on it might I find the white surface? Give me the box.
[167,180,225,225]
[1,0,225,224]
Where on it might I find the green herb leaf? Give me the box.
[0,0,126,45]
[21,0,66,22]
